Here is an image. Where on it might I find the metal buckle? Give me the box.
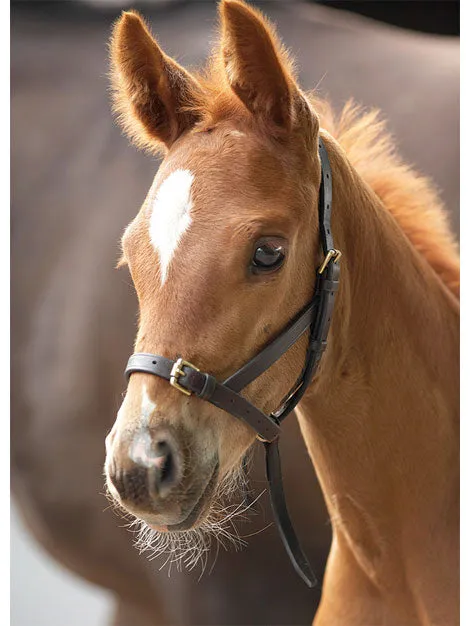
[318,248,342,275]
[170,357,199,396]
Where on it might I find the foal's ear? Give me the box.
[220,0,300,131]
[110,11,201,151]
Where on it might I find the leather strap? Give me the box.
[223,299,319,393]
[319,137,333,255]
[126,354,281,442]
[272,264,339,423]
[265,439,316,587]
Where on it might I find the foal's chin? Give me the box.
[147,463,220,533]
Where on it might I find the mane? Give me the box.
[311,96,460,299]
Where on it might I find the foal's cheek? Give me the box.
[216,417,255,476]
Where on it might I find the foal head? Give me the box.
[105,1,323,548]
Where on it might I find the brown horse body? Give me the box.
[105,2,459,624]
[12,2,459,625]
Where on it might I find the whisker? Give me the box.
[119,461,268,577]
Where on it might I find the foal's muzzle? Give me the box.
[106,425,217,528]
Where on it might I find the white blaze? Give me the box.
[141,384,157,426]
[149,169,194,284]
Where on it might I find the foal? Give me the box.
[105,2,459,624]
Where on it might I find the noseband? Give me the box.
[125,137,341,587]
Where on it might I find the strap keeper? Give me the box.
[317,276,339,293]
[199,373,217,400]
[309,339,328,353]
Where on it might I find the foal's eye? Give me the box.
[251,238,286,274]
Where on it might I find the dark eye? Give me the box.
[251,238,286,274]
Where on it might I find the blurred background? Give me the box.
[11,1,459,625]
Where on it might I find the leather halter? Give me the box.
[125,137,341,587]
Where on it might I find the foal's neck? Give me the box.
[298,133,459,621]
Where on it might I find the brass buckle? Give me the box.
[318,248,342,275]
[170,358,199,396]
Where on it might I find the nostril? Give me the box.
[156,440,169,454]
[155,440,175,487]
[127,429,181,500]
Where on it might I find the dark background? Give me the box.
[316,0,459,35]
[11,1,460,36]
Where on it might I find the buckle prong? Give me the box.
[170,357,199,396]
[318,248,342,275]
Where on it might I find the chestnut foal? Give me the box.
[105,2,459,624]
